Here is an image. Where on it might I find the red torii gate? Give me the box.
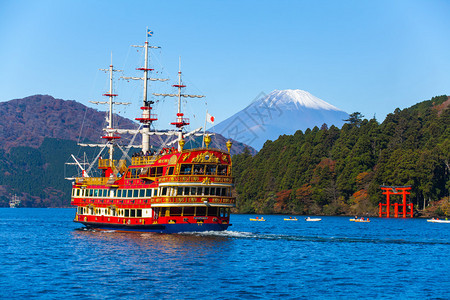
[379,186,413,218]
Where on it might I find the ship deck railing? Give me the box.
[131,156,159,166]
[98,159,127,170]
[75,177,110,186]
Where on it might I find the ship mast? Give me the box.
[154,57,205,151]
[90,56,130,161]
[122,29,168,153]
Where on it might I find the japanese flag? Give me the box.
[206,112,215,124]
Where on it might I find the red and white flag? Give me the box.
[206,112,215,124]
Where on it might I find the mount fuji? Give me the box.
[209,89,349,150]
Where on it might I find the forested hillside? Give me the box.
[232,96,450,216]
[0,138,86,207]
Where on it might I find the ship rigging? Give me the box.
[66,30,235,233]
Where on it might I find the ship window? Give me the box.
[159,207,168,217]
[184,207,195,216]
[196,187,202,196]
[139,189,145,198]
[183,187,189,196]
[146,189,152,197]
[209,207,218,216]
[130,209,136,217]
[196,207,206,216]
[125,209,129,217]
[204,187,210,195]
[137,209,142,217]
[205,165,217,175]
[117,190,122,197]
[133,190,139,198]
[149,167,156,177]
[161,187,167,196]
[72,189,75,197]
[210,188,216,196]
[168,167,174,175]
[170,207,182,216]
[156,167,164,177]
[221,188,226,196]
[218,165,227,175]
[88,189,93,197]
[193,164,204,175]
[94,190,99,197]
[127,190,133,198]
[177,187,183,196]
[190,187,196,195]
[180,164,192,175]
[220,208,229,217]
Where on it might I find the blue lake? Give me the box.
[1,208,449,299]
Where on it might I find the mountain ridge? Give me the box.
[0,94,256,155]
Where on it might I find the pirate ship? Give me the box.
[67,31,235,233]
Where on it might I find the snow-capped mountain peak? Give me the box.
[261,89,342,111]
[211,89,349,150]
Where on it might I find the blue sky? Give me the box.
[1,0,450,131]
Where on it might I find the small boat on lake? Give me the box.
[305,217,321,222]
[284,217,298,221]
[354,218,370,223]
[250,217,265,221]
[9,194,20,208]
[427,218,450,223]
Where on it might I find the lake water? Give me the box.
[1,208,449,299]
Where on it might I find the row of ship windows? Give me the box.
[78,206,230,218]
[127,164,229,178]
[72,186,231,198]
